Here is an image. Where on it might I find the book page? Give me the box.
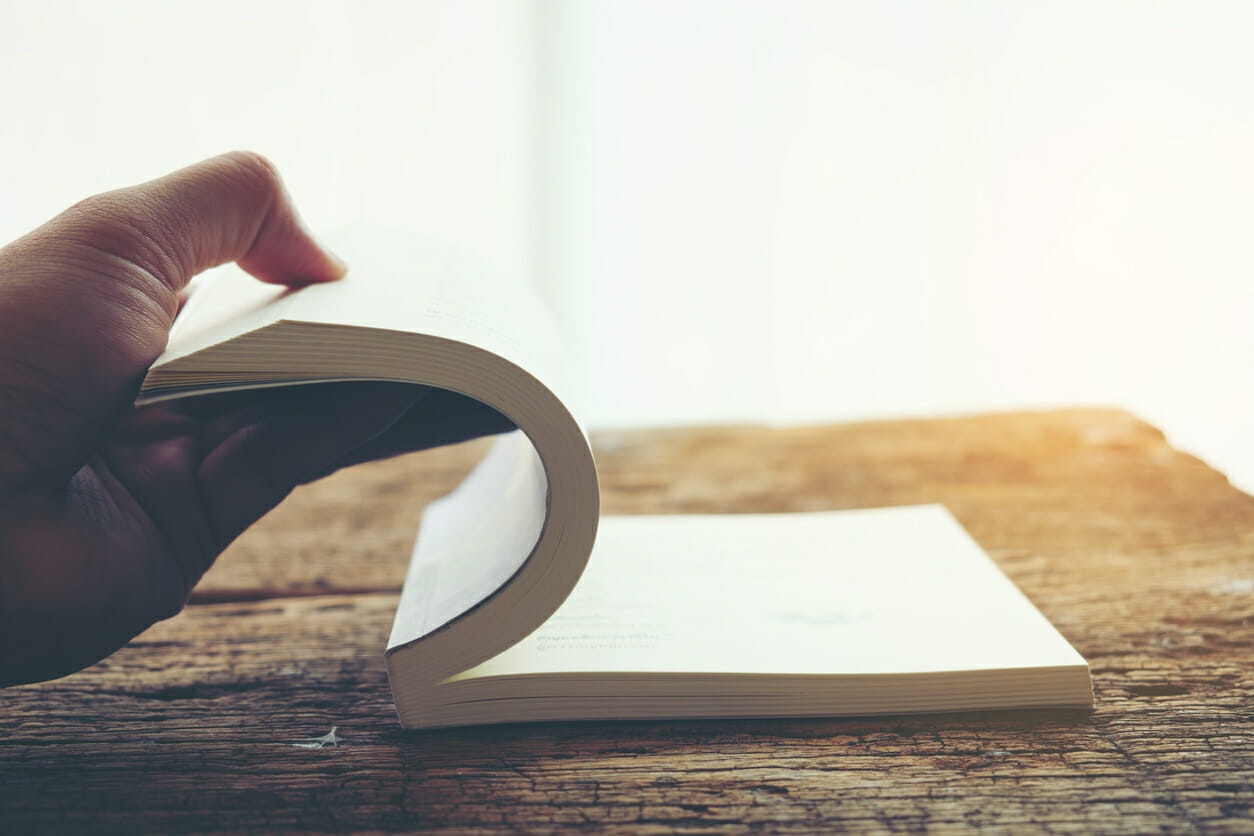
[455,505,1085,679]
[151,227,577,410]
[387,431,547,647]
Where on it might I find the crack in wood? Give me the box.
[186,586,401,605]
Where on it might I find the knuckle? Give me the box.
[64,190,139,236]
[62,193,163,261]
[60,192,186,292]
[218,150,283,201]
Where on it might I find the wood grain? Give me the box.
[2,409,1253,834]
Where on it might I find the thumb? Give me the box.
[0,151,343,495]
[104,150,347,290]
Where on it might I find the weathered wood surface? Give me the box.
[2,409,1252,835]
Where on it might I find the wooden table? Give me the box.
[3,409,1252,834]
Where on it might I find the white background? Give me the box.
[3,1,1253,492]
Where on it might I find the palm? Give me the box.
[14,404,210,682]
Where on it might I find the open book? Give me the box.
[139,232,1093,729]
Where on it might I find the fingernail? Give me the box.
[322,246,349,278]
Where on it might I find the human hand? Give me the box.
[0,152,511,685]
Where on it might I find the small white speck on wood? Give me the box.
[293,727,342,749]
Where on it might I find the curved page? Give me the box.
[138,232,600,721]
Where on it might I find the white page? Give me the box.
[388,431,547,647]
[152,228,576,410]
[455,505,1085,679]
